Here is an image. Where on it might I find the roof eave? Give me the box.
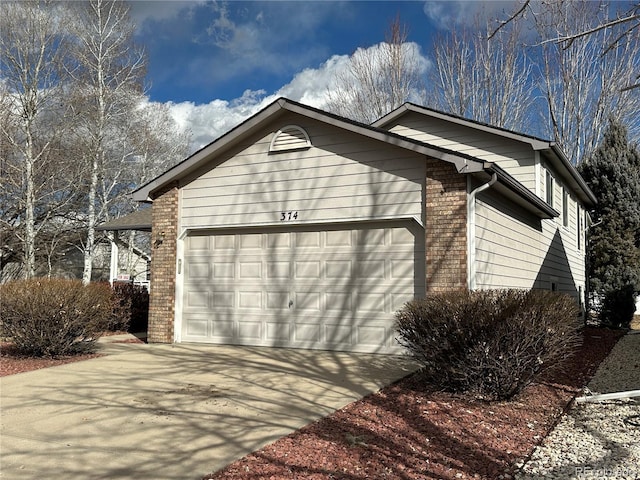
[483,164,559,219]
[133,98,487,201]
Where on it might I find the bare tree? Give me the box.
[533,0,640,163]
[428,16,535,132]
[492,0,639,92]
[0,0,76,279]
[326,16,426,123]
[67,0,146,284]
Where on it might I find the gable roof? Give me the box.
[95,208,151,232]
[132,98,490,203]
[373,103,596,207]
[131,98,567,219]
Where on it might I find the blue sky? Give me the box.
[130,0,500,104]
[128,0,522,150]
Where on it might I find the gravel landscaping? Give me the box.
[204,327,627,480]
[1,326,634,479]
[516,332,640,480]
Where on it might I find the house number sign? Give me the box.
[280,211,298,221]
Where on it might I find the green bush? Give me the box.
[0,278,118,357]
[598,285,636,329]
[395,289,582,401]
[111,282,149,333]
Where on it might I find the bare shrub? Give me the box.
[111,282,149,332]
[0,278,117,357]
[395,289,582,400]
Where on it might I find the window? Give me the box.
[576,204,582,250]
[562,189,569,227]
[545,170,554,207]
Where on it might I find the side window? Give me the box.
[562,189,569,227]
[576,204,582,250]
[546,170,554,207]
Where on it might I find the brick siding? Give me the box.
[425,159,468,293]
[147,183,178,343]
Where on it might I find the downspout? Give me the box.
[467,172,498,290]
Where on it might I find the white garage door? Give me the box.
[180,222,424,353]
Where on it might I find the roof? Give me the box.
[132,97,488,202]
[95,208,152,231]
[373,103,596,207]
[130,97,589,220]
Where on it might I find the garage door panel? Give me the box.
[295,231,321,247]
[185,290,209,309]
[212,291,234,308]
[210,318,234,339]
[239,261,262,279]
[294,261,321,279]
[238,291,261,309]
[266,291,289,309]
[267,261,290,278]
[294,323,321,342]
[266,322,290,342]
[293,291,321,311]
[181,223,424,353]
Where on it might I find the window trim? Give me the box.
[562,188,569,228]
[545,170,554,208]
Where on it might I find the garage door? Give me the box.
[180,222,424,353]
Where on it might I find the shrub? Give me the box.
[598,285,636,329]
[0,278,117,357]
[111,282,149,333]
[395,289,582,401]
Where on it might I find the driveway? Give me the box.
[0,340,416,480]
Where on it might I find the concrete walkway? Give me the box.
[0,339,416,480]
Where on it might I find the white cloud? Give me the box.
[166,41,431,154]
[423,0,519,30]
[129,0,205,24]
[165,52,352,152]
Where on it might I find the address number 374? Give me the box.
[280,211,299,221]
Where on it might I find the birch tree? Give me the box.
[326,16,426,123]
[0,0,76,279]
[68,0,146,284]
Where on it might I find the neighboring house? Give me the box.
[96,209,152,289]
[130,98,596,354]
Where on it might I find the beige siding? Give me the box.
[181,115,425,229]
[386,112,537,191]
[474,190,586,301]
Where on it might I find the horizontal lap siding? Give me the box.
[387,113,537,192]
[181,117,425,229]
[475,191,585,299]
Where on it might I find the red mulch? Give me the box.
[0,342,103,377]
[0,327,625,479]
[205,326,624,480]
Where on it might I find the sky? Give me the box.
[129,0,523,152]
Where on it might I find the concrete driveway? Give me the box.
[0,340,416,480]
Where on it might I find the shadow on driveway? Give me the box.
[0,342,416,480]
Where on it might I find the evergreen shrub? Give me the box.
[0,278,117,357]
[395,289,581,401]
[598,286,636,329]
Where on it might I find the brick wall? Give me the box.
[147,183,178,343]
[425,159,468,293]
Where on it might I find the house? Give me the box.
[130,98,596,354]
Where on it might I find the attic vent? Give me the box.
[269,125,311,153]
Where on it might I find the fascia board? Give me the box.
[374,103,551,150]
[542,144,597,207]
[132,99,287,202]
[133,98,487,202]
[484,165,559,219]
